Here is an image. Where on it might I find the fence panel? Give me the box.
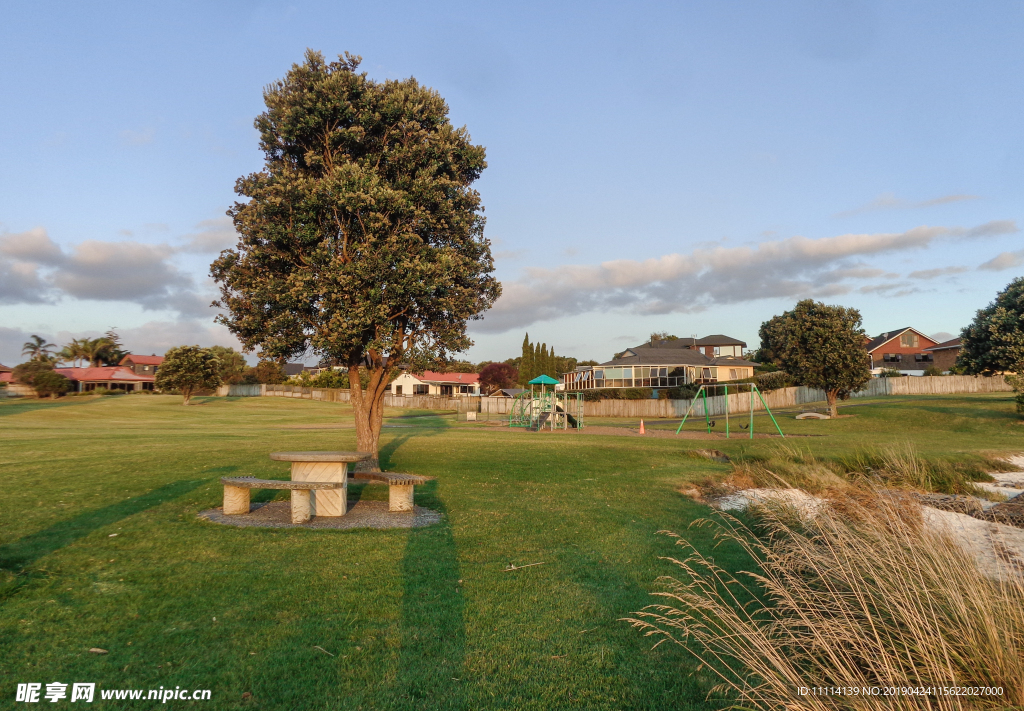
[224,375,1011,416]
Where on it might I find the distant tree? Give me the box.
[439,360,477,373]
[12,360,55,393]
[241,360,288,385]
[650,331,678,344]
[21,335,56,363]
[155,346,223,405]
[520,334,533,385]
[101,329,129,365]
[210,346,248,384]
[958,277,1024,375]
[479,362,518,394]
[211,51,499,470]
[33,371,72,398]
[58,338,92,368]
[758,300,871,417]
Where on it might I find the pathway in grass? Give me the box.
[0,392,1020,709]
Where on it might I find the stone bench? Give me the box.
[351,472,430,512]
[222,476,344,524]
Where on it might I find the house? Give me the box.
[923,338,961,372]
[0,363,12,374]
[389,371,480,396]
[563,335,757,392]
[119,354,164,376]
[864,328,940,375]
[55,367,155,392]
[283,363,321,377]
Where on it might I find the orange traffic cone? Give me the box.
[639,419,645,435]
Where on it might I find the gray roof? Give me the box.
[923,337,961,351]
[864,327,934,352]
[710,357,758,367]
[694,334,747,347]
[600,350,712,367]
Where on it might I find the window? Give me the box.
[413,384,428,395]
[384,384,391,392]
[729,369,739,380]
[900,333,919,348]
[395,385,403,395]
[714,346,720,356]
[914,353,933,363]
[883,353,902,363]
[441,385,453,396]
[459,385,470,393]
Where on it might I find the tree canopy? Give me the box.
[22,335,56,363]
[155,346,223,405]
[479,362,518,394]
[958,276,1024,375]
[758,299,871,417]
[211,50,499,466]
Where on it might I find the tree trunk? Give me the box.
[348,363,391,472]
[182,387,192,406]
[826,389,838,418]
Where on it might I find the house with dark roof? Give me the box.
[563,335,756,392]
[864,328,940,375]
[923,337,961,372]
[389,370,481,396]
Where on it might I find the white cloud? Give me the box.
[907,266,969,279]
[978,250,1024,271]
[477,220,1018,333]
[178,217,238,254]
[834,192,981,218]
[0,227,212,317]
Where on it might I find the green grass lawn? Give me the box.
[0,392,1020,709]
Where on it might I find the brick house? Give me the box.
[55,367,155,392]
[119,354,164,376]
[864,328,940,375]
[922,338,961,372]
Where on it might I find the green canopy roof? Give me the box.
[528,375,560,385]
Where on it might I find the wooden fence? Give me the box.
[217,375,1013,418]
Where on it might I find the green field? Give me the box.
[0,392,1020,709]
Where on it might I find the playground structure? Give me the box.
[510,375,585,431]
[675,383,785,438]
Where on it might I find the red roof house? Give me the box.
[119,354,164,376]
[389,370,480,396]
[56,367,155,392]
[864,328,940,374]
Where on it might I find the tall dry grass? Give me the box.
[627,489,1024,710]
[731,442,1004,496]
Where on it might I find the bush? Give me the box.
[923,365,944,376]
[1007,375,1024,418]
[33,371,72,398]
[754,370,791,392]
[12,360,54,388]
[241,360,288,385]
[582,388,654,401]
[878,368,903,377]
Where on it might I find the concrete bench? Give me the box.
[222,476,344,524]
[351,472,429,512]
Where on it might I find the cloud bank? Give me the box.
[834,192,981,218]
[477,220,1018,333]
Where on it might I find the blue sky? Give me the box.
[2,1,1022,366]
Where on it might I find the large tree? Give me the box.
[479,362,518,394]
[212,51,500,469]
[958,276,1024,375]
[155,346,223,405]
[21,335,56,363]
[758,299,871,417]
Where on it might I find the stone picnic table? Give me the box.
[221,451,429,524]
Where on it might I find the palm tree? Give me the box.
[59,338,90,368]
[21,335,56,362]
[82,337,114,368]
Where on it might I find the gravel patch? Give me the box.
[198,500,441,530]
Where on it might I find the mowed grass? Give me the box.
[0,392,1020,710]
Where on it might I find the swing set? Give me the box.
[674,382,785,438]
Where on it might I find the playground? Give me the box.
[1,391,1021,709]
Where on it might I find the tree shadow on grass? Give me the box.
[0,396,103,417]
[0,477,212,576]
[387,479,466,709]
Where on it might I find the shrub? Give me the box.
[878,368,903,377]
[32,371,72,398]
[658,384,700,400]
[12,360,54,388]
[627,487,1024,710]
[1006,374,1024,417]
[582,388,654,401]
[754,370,791,392]
[923,365,944,376]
